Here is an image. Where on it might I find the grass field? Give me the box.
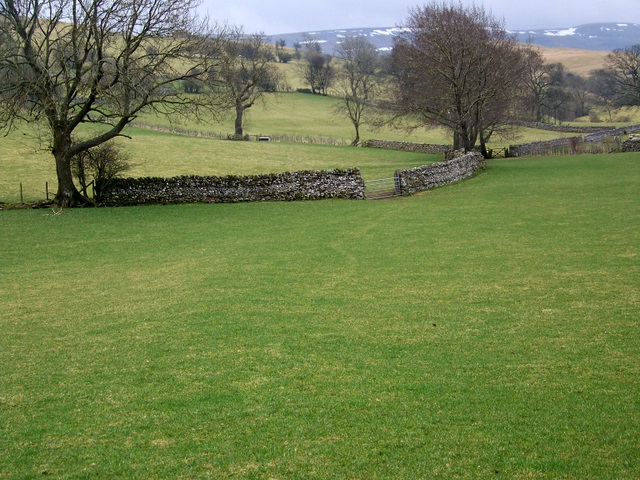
[0,91,595,204]
[537,47,609,76]
[1,153,639,478]
[0,125,441,203]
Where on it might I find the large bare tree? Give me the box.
[602,44,640,106]
[523,48,567,122]
[0,0,223,206]
[213,31,281,138]
[334,36,382,145]
[391,2,528,156]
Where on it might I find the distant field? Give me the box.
[1,154,638,478]
[537,46,609,75]
[135,92,454,144]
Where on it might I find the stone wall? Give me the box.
[395,152,486,195]
[508,137,583,157]
[622,138,640,152]
[513,121,616,133]
[361,139,451,154]
[585,124,640,143]
[509,124,640,156]
[100,169,366,206]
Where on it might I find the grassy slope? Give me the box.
[1,153,639,478]
[537,46,609,75]
[0,125,441,203]
[0,91,590,203]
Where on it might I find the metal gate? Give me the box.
[364,175,401,199]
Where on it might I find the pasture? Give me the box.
[1,152,639,478]
[0,92,591,204]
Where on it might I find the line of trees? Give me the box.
[522,45,640,123]
[324,4,640,149]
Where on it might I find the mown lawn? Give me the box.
[1,153,639,478]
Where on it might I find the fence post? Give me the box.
[20,183,23,203]
[46,182,49,200]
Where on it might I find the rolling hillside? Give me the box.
[272,22,639,54]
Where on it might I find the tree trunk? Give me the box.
[454,127,473,152]
[480,138,489,159]
[453,132,462,151]
[53,151,90,207]
[234,103,244,137]
[351,123,360,146]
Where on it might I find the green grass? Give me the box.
[0,103,587,204]
[0,90,600,204]
[137,92,455,143]
[138,92,585,146]
[0,125,439,203]
[1,153,639,478]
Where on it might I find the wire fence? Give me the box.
[130,122,351,146]
[0,181,53,205]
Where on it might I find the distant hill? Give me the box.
[509,23,640,50]
[272,22,640,54]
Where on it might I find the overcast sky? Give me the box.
[200,0,640,35]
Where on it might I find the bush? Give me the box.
[72,141,131,203]
[278,52,293,64]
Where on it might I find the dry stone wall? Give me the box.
[622,137,640,152]
[395,152,486,195]
[509,124,640,156]
[513,121,616,133]
[361,139,451,154]
[585,125,640,143]
[100,169,365,206]
[508,137,583,157]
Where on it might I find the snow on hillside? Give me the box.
[272,23,640,53]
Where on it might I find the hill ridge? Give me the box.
[271,22,640,53]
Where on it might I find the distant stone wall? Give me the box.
[100,169,365,206]
[395,152,486,195]
[585,124,640,143]
[508,124,640,156]
[508,137,583,157]
[513,121,615,133]
[361,139,451,154]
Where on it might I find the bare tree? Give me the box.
[602,44,640,106]
[292,42,302,60]
[0,0,224,206]
[334,36,382,145]
[589,69,620,121]
[391,2,528,156]
[523,48,567,122]
[566,73,590,119]
[213,30,281,138]
[297,38,334,95]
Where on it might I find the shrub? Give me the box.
[72,142,131,203]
